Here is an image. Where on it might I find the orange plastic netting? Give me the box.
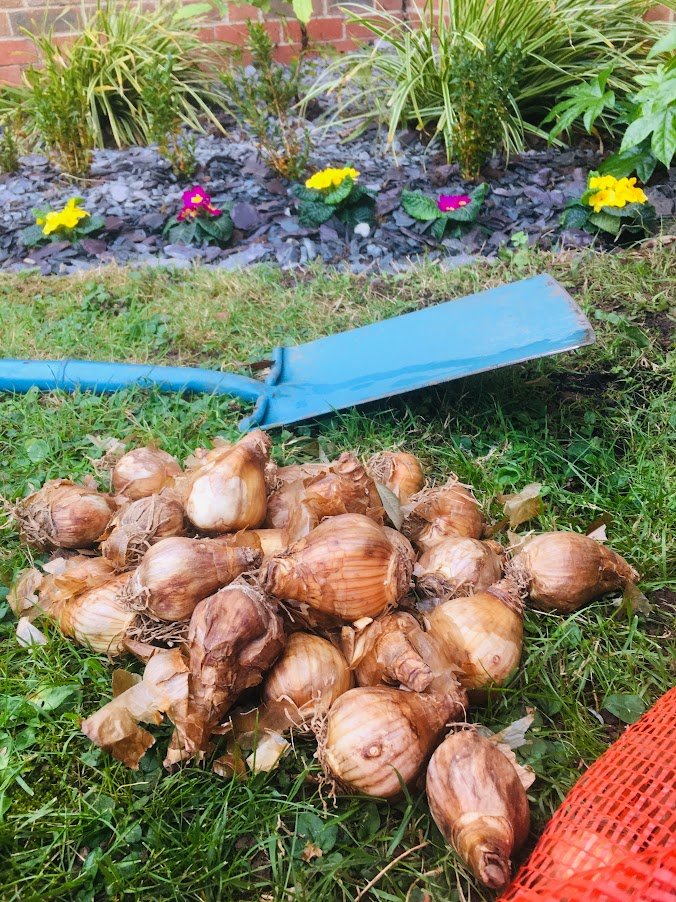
[501,687,676,901]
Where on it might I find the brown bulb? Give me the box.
[366,451,425,505]
[112,447,181,500]
[14,479,115,550]
[402,477,485,552]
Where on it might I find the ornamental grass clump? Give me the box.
[562,172,655,238]
[294,166,376,231]
[304,0,659,168]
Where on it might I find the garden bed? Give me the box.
[2,124,675,276]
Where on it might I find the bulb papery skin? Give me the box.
[279,452,385,542]
[509,531,639,612]
[402,478,485,553]
[127,535,261,621]
[426,729,530,890]
[168,579,285,763]
[321,686,457,798]
[184,430,271,532]
[426,580,523,690]
[262,632,353,726]
[261,514,413,621]
[112,447,181,500]
[415,537,503,600]
[366,451,425,505]
[347,612,434,692]
[101,493,185,570]
[14,479,115,550]
[265,463,325,530]
[59,572,136,655]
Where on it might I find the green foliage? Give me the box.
[599,144,658,183]
[0,118,20,174]
[293,177,376,230]
[304,0,659,166]
[545,68,618,141]
[163,209,234,247]
[141,56,198,179]
[23,52,95,177]
[402,183,487,240]
[221,22,311,181]
[620,61,676,168]
[20,1,224,151]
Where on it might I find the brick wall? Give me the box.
[0,0,408,84]
[0,1,672,86]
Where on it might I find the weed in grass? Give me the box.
[0,247,674,900]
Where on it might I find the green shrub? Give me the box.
[304,0,659,168]
[0,117,20,174]
[221,21,311,180]
[19,1,224,150]
[141,56,198,179]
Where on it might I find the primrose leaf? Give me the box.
[401,190,441,222]
[324,176,353,206]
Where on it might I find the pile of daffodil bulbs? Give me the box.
[8,432,641,891]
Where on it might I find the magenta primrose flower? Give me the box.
[177,185,222,221]
[437,194,471,213]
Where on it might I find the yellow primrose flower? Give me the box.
[305,167,360,191]
[588,174,617,192]
[38,198,90,236]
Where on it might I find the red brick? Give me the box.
[329,37,359,53]
[308,16,344,41]
[213,20,281,44]
[273,43,299,64]
[0,62,22,84]
[228,3,262,23]
[198,25,216,42]
[0,11,10,36]
[1,36,38,64]
[645,4,673,19]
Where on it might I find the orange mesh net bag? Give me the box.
[501,687,676,901]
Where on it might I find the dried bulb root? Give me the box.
[166,579,284,765]
[112,447,181,500]
[415,537,503,600]
[366,451,425,505]
[319,686,460,798]
[184,430,271,532]
[101,493,185,570]
[426,728,530,889]
[261,514,412,621]
[402,477,485,553]
[126,535,261,622]
[13,479,115,550]
[508,531,640,612]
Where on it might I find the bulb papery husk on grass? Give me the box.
[101,492,185,570]
[415,537,503,600]
[262,632,353,728]
[183,430,271,533]
[58,572,137,655]
[112,447,182,500]
[81,647,190,769]
[426,579,524,692]
[8,567,45,619]
[319,685,461,799]
[13,479,116,550]
[280,452,385,542]
[366,451,425,505]
[126,535,261,622]
[164,578,285,766]
[426,727,530,890]
[508,530,640,612]
[343,612,434,692]
[402,477,485,553]
[261,513,413,621]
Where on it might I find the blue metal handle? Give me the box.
[0,359,266,403]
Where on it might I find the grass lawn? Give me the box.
[0,247,674,901]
